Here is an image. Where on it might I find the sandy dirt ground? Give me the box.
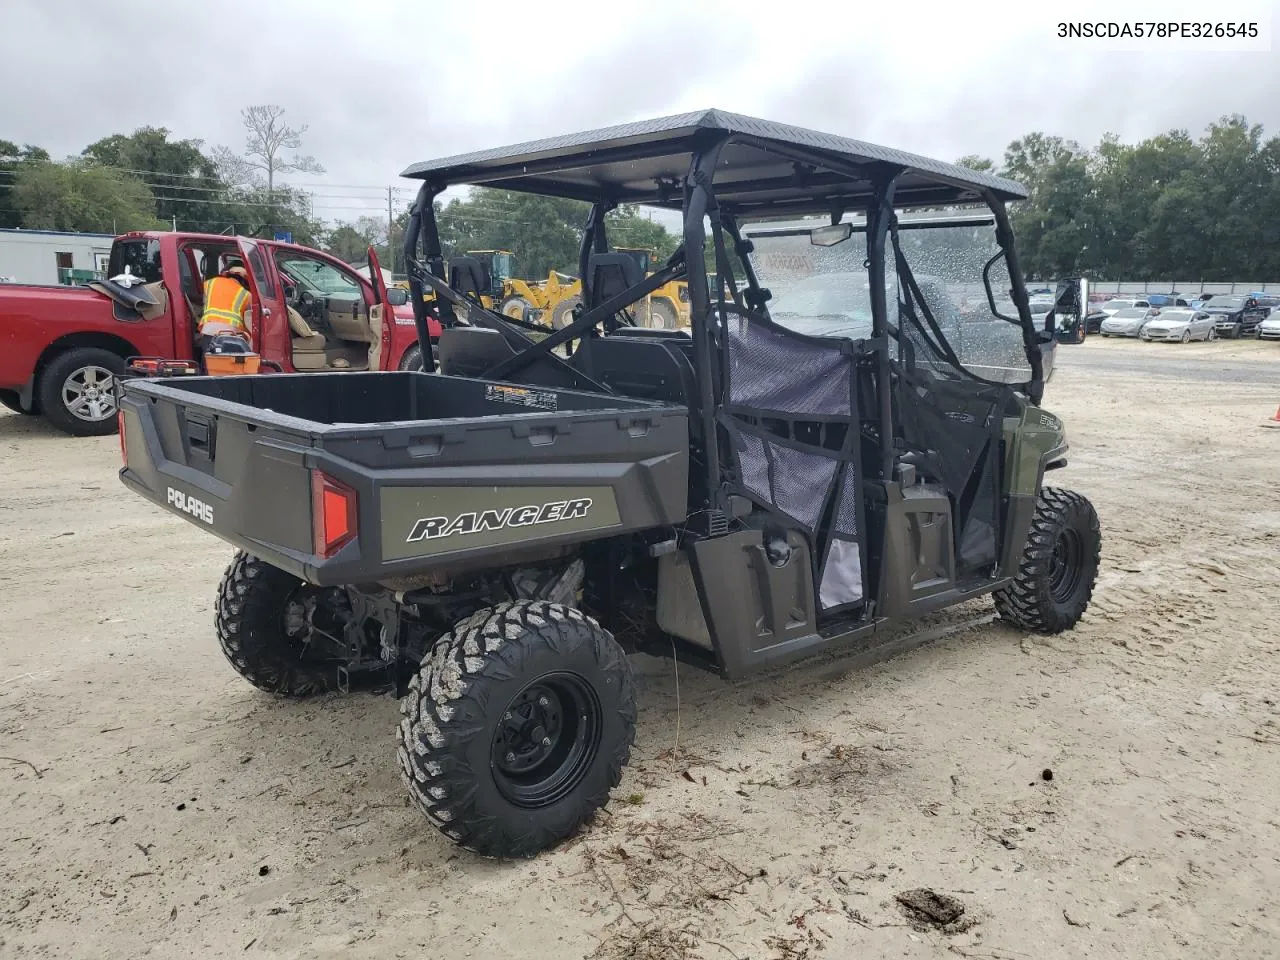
[2,337,1279,960]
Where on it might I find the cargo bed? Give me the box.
[117,371,689,586]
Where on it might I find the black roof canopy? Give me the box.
[401,109,1026,216]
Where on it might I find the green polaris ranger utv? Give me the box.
[115,110,1101,859]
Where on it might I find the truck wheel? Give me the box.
[215,551,350,697]
[995,487,1101,634]
[0,389,36,415]
[650,299,679,329]
[550,296,582,330]
[500,296,532,322]
[398,600,636,858]
[397,343,437,372]
[38,348,125,436]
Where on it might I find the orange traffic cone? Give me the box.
[1263,404,1280,428]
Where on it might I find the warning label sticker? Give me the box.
[485,384,558,411]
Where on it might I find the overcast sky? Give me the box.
[2,0,1276,225]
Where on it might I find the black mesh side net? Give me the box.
[718,305,867,612]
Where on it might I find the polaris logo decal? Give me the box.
[406,498,592,543]
[167,486,214,525]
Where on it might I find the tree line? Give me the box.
[0,106,328,246]
[4,111,1276,283]
[961,113,1280,281]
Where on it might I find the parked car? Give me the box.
[1097,298,1150,318]
[1258,307,1280,341]
[1140,308,1216,342]
[1201,294,1269,339]
[1100,306,1160,338]
[0,231,436,435]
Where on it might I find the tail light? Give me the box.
[118,410,127,465]
[311,470,357,558]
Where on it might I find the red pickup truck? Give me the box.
[0,231,440,435]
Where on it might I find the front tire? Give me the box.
[995,488,1101,634]
[38,347,124,436]
[215,552,351,697]
[398,600,636,858]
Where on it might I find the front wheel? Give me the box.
[1181,329,1190,343]
[398,600,636,858]
[995,488,1101,634]
[1207,327,1217,342]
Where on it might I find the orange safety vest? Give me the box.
[199,276,254,336]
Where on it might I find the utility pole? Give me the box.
[387,185,395,278]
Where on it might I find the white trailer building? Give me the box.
[0,228,116,285]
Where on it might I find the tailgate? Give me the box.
[118,384,319,572]
[117,375,688,586]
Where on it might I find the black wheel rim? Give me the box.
[1047,529,1085,604]
[491,672,602,809]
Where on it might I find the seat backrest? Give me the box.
[447,257,489,301]
[586,253,644,310]
[571,335,697,422]
[437,327,518,377]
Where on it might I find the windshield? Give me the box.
[1151,310,1192,321]
[1112,308,1148,319]
[1210,296,1246,309]
[765,271,877,339]
[278,256,360,298]
[746,212,1033,385]
[1101,300,1132,310]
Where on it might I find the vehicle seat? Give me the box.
[438,327,518,377]
[448,257,489,302]
[288,304,329,369]
[586,253,644,325]
[571,333,697,420]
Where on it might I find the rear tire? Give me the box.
[398,600,636,858]
[650,298,679,329]
[215,552,348,697]
[550,296,582,330]
[500,296,532,322]
[38,347,124,436]
[397,343,437,372]
[0,389,36,415]
[995,487,1101,634]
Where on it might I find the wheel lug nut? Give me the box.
[541,737,551,747]
[538,697,549,707]
[503,712,512,721]
[506,752,516,763]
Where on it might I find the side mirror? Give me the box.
[386,287,409,306]
[810,223,852,247]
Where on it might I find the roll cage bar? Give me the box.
[401,124,1042,518]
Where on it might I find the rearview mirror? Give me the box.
[386,287,409,306]
[810,223,852,247]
